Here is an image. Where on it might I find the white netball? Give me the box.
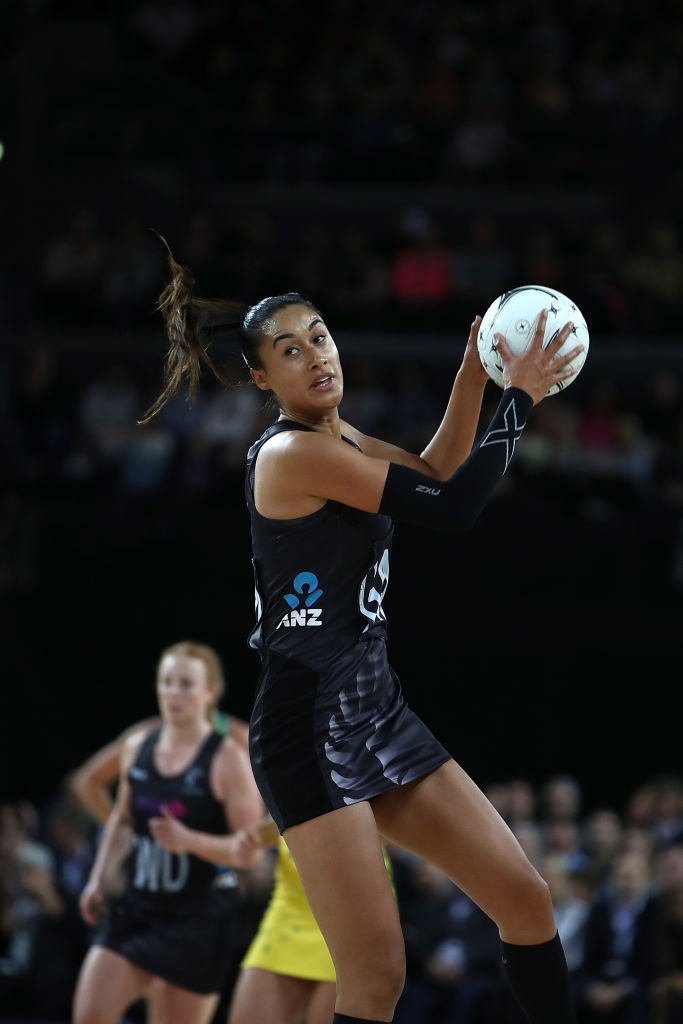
[477,285,589,396]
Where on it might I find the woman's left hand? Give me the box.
[459,315,489,387]
[149,805,189,853]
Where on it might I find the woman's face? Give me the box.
[250,304,343,420]
[156,653,215,726]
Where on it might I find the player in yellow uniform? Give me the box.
[229,818,336,1024]
[242,834,336,981]
[229,818,396,1024]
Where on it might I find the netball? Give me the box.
[477,285,590,396]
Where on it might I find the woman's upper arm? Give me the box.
[114,733,144,822]
[258,431,391,514]
[227,716,250,757]
[340,421,437,473]
[71,744,120,796]
[73,717,160,792]
[215,740,264,830]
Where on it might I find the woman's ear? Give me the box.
[250,368,271,392]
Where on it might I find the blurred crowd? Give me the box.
[3,4,683,1020]
[4,200,683,339]
[4,338,683,601]
[3,770,683,1024]
[2,0,683,335]
[5,0,682,193]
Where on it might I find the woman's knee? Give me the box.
[72,1002,109,1024]
[379,940,407,1003]
[336,934,406,1009]
[496,865,556,940]
[522,865,552,913]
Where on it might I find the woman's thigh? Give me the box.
[73,946,151,1024]
[149,981,220,1024]
[284,802,405,981]
[307,980,337,1024]
[372,760,554,941]
[228,966,313,1024]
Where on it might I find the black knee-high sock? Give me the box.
[332,1015,389,1023]
[500,932,577,1024]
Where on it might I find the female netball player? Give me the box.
[140,240,584,1024]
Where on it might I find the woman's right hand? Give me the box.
[231,826,264,868]
[496,308,585,405]
[79,879,106,926]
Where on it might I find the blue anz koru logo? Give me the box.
[284,571,323,608]
[278,572,324,628]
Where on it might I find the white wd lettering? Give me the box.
[132,835,189,893]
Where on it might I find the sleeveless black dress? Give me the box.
[245,420,451,832]
[92,728,240,994]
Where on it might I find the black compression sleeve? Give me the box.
[378,387,533,532]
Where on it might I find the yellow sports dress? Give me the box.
[241,836,336,981]
[241,838,396,982]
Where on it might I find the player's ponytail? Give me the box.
[139,232,248,423]
[141,234,323,423]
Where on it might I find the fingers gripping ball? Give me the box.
[477,285,589,396]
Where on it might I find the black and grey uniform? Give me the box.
[92,727,240,995]
[246,390,534,833]
[245,420,452,833]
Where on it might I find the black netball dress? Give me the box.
[245,420,451,832]
[92,727,240,994]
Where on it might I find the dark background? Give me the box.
[2,0,683,819]
[2,402,681,817]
